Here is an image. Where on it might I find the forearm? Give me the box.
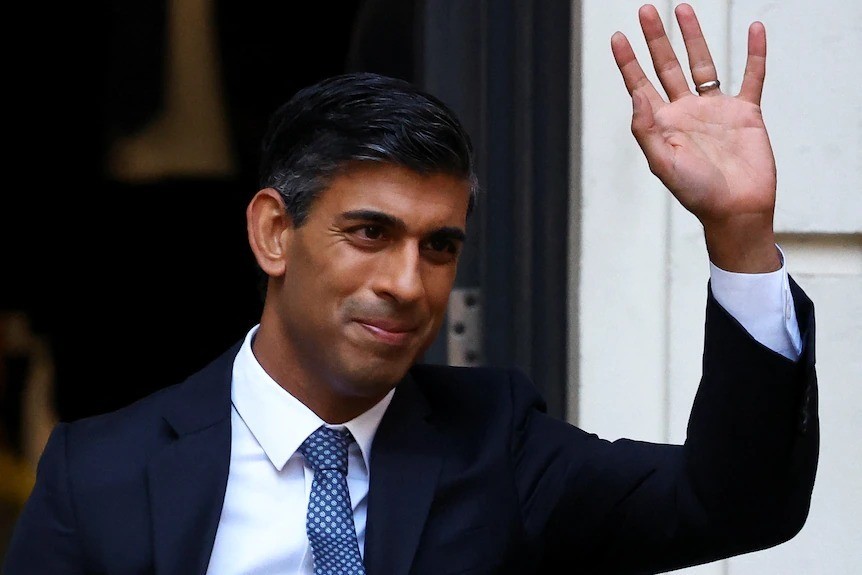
[684,280,817,530]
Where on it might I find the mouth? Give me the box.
[354,319,419,347]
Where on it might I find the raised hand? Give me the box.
[612,3,781,272]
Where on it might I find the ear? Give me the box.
[246,188,293,278]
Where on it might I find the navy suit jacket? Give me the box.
[4,282,818,575]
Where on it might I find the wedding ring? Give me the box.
[695,79,721,94]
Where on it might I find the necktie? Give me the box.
[299,425,367,575]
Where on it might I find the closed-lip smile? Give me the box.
[354,318,418,346]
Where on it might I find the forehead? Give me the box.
[313,163,471,228]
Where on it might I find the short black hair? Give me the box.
[258,71,479,226]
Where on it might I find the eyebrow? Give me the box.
[341,210,404,228]
[340,209,466,242]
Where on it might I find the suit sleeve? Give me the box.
[513,277,818,574]
[3,422,88,574]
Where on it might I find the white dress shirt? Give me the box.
[206,250,802,574]
[206,326,394,575]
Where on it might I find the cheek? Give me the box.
[423,267,458,312]
[309,248,378,307]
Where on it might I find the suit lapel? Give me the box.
[148,342,239,575]
[364,373,444,575]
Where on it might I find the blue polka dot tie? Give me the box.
[299,426,367,575]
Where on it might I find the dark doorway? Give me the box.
[2,0,573,425]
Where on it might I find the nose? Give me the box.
[372,242,425,304]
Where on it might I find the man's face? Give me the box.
[264,163,470,417]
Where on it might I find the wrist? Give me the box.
[703,216,780,273]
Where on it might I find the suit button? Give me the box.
[798,383,813,434]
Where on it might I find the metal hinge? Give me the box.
[447,287,482,366]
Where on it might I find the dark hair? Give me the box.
[258,72,479,226]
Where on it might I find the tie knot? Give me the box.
[299,426,352,473]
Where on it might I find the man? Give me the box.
[4,4,818,574]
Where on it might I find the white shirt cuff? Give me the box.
[709,245,802,361]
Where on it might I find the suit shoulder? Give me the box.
[60,340,239,460]
[53,380,186,481]
[65,378,186,438]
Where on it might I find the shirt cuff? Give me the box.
[709,245,802,361]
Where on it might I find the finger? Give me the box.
[738,21,767,105]
[638,4,691,101]
[611,31,663,105]
[674,3,722,97]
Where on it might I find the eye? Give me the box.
[421,236,461,263]
[347,225,391,248]
[426,237,456,253]
[358,225,385,240]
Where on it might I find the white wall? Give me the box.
[572,1,862,573]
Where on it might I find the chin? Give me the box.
[339,357,414,397]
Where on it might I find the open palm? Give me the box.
[646,91,776,223]
[612,3,780,272]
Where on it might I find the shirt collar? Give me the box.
[231,324,395,472]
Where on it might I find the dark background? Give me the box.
[2,0,417,423]
[3,0,575,431]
